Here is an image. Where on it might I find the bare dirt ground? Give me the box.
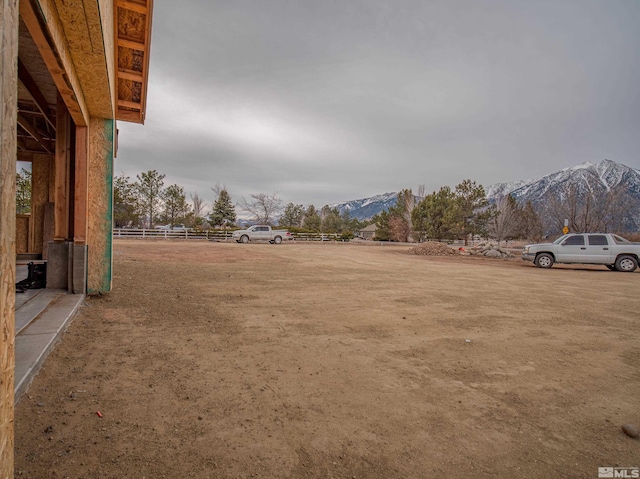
[15,240,640,478]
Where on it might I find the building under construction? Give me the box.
[0,1,153,476]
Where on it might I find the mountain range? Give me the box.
[332,159,640,230]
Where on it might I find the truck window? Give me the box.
[563,235,585,246]
[588,235,608,246]
[612,234,631,244]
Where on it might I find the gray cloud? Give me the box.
[117,0,640,208]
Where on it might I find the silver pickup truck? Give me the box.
[232,225,292,244]
[522,233,639,272]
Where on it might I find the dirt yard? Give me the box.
[15,240,640,478]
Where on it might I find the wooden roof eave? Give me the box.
[115,0,153,124]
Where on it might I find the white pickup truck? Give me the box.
[522,233,640,272]
[232,225,292,244]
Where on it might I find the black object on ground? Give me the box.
[16,262,47,292]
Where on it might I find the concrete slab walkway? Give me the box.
[14,288,84,402]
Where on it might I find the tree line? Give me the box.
[113,170,366,234]
[373,177,634,243]
[373,180,544,243]
[18,167,634,240]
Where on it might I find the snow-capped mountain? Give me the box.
[488,160,640,201]
[330,159,640,228]
[330,192,399,221]
[486,159,640,231]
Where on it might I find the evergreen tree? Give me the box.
[340,209,364,233]
[162,184,190,227]
[321,206,343,233]
[453,179,491,242]
[113,173,140,227]
[280,203,305,227]
[372,210,391,241]
[411,186,457,240]
[209,189,236,228]
[136,170,165,227]
[302,204,321,231]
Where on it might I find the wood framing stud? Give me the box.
[16,113,52,153]
[1,1,19,476]
[74,125,88,244]
[54,97,70,241]
[17,59,55,130]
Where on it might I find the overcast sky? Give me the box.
[116,0,640,208]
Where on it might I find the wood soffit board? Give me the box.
[53,0,113,120]
[115,0,153,124]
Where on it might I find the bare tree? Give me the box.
[190,193,205,219]
[389,215,411,242]
[211,182,225,199]
[544,183,625,233]
[239,193,283,225]
[487,195,520,242]
[519,201,544,242]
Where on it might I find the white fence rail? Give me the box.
[113,229,341,242]
[113,228,232,240]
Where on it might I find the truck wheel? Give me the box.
[615,255,638,272]
[274,236,282,244]
[241,235,249,244]
[534,253,554,268]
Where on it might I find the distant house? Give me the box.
[359,224,377,240]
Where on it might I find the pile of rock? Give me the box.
[406,242,460,256]
[466,242,514,258]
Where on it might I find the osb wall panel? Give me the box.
[1,0,19,476]
[87,117,113,293]
[15,215,28,253]
[31,154,52,254]
[53,0,112,119]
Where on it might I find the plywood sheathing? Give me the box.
[20,0,89,126]
[15,216,29,254]
[53,0,113,120]
[115,0,153,124]
[0,1,19,476]
[87,118,113,293]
